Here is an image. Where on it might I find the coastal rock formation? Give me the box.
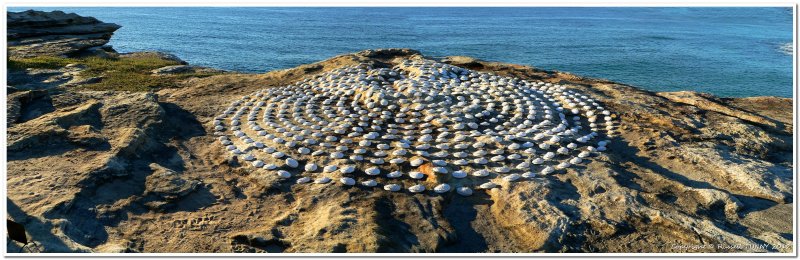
[6,48,793,252]
[8,10,121,58]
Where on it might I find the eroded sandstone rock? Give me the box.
[6,48,793,253]
[8,10,121,58]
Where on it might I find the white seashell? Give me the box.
[242,154,255,161]
[264,164,278,170]
[503,174,521,182]
[285,158,299,168]
[314,177,332,184]
[434,184,451,193]
[252,160,265,168]
[479,182,497,189]
[456,187,473,196]
[452,159,469,165]
[298,147,311,154]
[490,155,505,162]
[532,157,545,164]
[384,184,401,192]
[433,167,448,174]
[408,184,426,193]
[296,177,311,184]
[410,158,425,167]
[387,171,403,178]
[305,163,318,172]
[541,166,555,175]
[472,169,490,177]
[340,165,356,174]
[389,158,405,164]
[494,166,511,173]
[365,167,381,176]
[474,158,489,164]
[340,177,356,186]
[516,162,530,169]
[569,157,583,164]
[277,170,291,178]
[361,180,378,187]
[323,165,338,173]
[408,171,425,179]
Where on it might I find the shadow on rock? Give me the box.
[439,192,492,253]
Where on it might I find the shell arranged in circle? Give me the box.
[214,58,616,195]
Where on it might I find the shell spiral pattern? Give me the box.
[213,59,617,195]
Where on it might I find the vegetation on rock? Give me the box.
[8,53,222,91]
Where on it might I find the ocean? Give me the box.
[8,7,794,98]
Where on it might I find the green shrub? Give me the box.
[7,56,75,70]
[8,53,222,91]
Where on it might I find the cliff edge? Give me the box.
[5,11,793,253]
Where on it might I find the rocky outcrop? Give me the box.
[7,63,94,91]
[8,10,121,58]
[6,48,794,253]
[145,163,201,202]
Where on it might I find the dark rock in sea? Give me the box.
[151,65,225,75]
[7,10,121,58]
[119,51,188,65]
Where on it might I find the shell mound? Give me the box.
[214,58,616,194]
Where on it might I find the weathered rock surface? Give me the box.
[7,63,94,91]
[6,49,794,253]
[8,10,121,58]
[145,163,201,200]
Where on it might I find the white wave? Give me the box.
[778,42,793,55]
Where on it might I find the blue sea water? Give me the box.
[9,7,794,97]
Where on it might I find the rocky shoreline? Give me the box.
[6,10,793,253]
